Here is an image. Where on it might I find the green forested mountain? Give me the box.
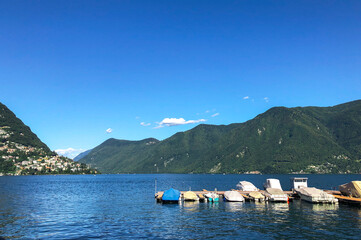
[79,100,361,174]
[0,102,98,175]
[0,103,50,152]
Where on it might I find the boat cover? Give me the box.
[249,191,264,199]
[264,179,283,190]
[224,191,245,202]
[297,187,325,197]
[266,188,285,195]
[162,188,181,201]
[339,181,361,198]
[296,187,337,203]
[205,192,220,202]
[183,191,199,201]
[236,181,258,191]
[265,188,288,202]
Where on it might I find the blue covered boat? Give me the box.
[162,188,181,202]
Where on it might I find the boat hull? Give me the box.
[249,191,265,202]
[339,181,361,198]
[183,191,199,201]
[205,192,220,202]
[296,187,338,204]
[224,191,245,202]
[264,188,288,202]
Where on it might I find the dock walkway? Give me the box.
[155,189,295,201]
[324,190,361,205]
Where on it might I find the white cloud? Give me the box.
[264,97,269,102]
[140,122,151,126]
[211,113,220,117]
[55,148,86,159]
[106,128,113,133]
[154,118,206,128]
[243,96,250,100]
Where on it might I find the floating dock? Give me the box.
[324,190,361,205]
[155,189,296,202]
[156,189,361,205]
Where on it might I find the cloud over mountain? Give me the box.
[155,118,206,128]
[55,148,86,159]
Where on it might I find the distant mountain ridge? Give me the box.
[78,100,361,174]
[73,149,92,161]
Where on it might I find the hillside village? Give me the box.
[0,126,98,175]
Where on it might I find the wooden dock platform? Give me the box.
[156,189,361,206]
[324,190,361,205]
[155,189,296,202]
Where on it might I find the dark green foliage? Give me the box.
[0,103,50,151]
[0,159,16,173]
[77,100,361,174]
[0,102,98,175]
[73,149,92,161]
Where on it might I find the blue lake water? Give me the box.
[1,174,361,239]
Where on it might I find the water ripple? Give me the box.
[1,174,361,239]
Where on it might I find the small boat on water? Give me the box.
[291,177,308,190]
[224,191,245,202]
[205,192,220,202]
[263,178,288,202]
[264,188,288,202]
[291,177,337,203]
[162,188,181,202]
[339,181,361,198]
[248,191,265,202]
[183,191,199,201]
[296,187,338,204]
[236,181,258,191]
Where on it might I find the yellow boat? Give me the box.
[339,181,361,198]
[249,191,265,202]
[183,191,199,201]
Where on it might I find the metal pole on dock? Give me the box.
[155,178,157,195]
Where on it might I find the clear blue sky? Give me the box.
[1,1,361,157]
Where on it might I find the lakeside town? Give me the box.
[0,126,98,176]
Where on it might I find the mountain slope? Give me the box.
[73,149,92,161]
[0,102,98,175]
[0,103,50,151]
[79,100,361,174]
[80,138,159,173]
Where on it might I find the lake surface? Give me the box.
[1,174,361,239]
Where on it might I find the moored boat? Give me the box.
[339,181,361,198]
[264,188,288,202]
[295,187,338,203]
[290,177,338,203]
[162,188,181,202]
[248,191,265,202]
[183,191,199,201]
[224,190,245,202]
[236,181,258,191]
[263,178,283,190]
[290,177,308,190]
[205,192,220,202]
